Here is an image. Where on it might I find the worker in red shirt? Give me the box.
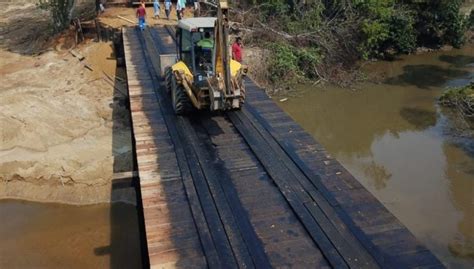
[232,37,243,63]
[136,3,146,31]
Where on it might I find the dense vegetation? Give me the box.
[439,82,474,121]
[233,0,472,85]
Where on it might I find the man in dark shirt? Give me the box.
[232,37,243,63]
[136,3,146,31]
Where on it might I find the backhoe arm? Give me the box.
[213,1,232,96]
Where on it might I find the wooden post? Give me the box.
[95,19,101,42]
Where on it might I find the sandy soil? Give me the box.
[0,4,134,204]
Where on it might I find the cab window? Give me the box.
[180,29,193,67]
[181,29,192,52]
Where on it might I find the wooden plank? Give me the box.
[264,238,326,266]
[149,255,207,269]
[227,111,348,269]
[199,115,331,268]
[148,246,203,265]
[137,29,231,269]
[232,110,380,268]
[164,116,237,264]
[242,102,339,206]
[241,102,384,267]
[182,117,272,268]
[125,28,207,268]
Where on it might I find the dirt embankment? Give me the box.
[0,4,134,204]
[0,3,263,204]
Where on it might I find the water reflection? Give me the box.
[439,55,474,68]
[0,200,142,269]
[361,160,392,190]
[385,65,470,89]
[443,143,474,261]
[278,44,474,268]
[399,107,437,130]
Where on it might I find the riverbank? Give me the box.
[439,82,474,123]
[232,1,474,90]
[0,41,135,204]
[0,3,196,204]
[0,3,134,204]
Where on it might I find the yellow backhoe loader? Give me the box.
[164,0,245,115]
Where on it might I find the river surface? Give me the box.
[0,200,142,268]
[278,45,474,268]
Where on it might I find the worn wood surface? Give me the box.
[123,26,444,269]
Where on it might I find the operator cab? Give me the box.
[176,18,217,87]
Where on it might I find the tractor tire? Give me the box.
[164,66,173,94]
[171,75,193,115]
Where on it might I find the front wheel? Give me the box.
[171,75,193,115]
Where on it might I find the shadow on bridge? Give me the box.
[117,26,209,268]
[91,33,144,268]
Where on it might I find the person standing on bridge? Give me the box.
[176,0,185,20]
[164,0,171,20]
[232,36,243,63]
[136,3,147,31]
[153,0,160,19]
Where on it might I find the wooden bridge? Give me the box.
[122,26,444,268]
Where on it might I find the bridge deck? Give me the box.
[122,26,444,268]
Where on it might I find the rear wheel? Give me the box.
[164,67,172,94]
[171,75,193,115]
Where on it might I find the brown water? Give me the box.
[278,46,474,268]
[0,200,142,268]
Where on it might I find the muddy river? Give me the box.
[0,200,142,268]
[278,45,474,268]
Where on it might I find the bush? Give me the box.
[359,19,390,59]
[406,0,466,48]
[257,0,289,19]
[285,3,324,34]
[267,42,322,84]
[439,0,466,48]
[353,0,466,57]
[439,82,474,106]
[353,0,394,58]
[439,82,474,119]
[268,43,300,83]
[387,9,417,53]
[296,47,322,79]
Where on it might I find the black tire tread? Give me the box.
[164,66,172,94]
[172,75,193,115]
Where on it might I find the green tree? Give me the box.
[439,0,466,48]
[404,0,466,48]
[352,0,395,58]
[387,8,416,53]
